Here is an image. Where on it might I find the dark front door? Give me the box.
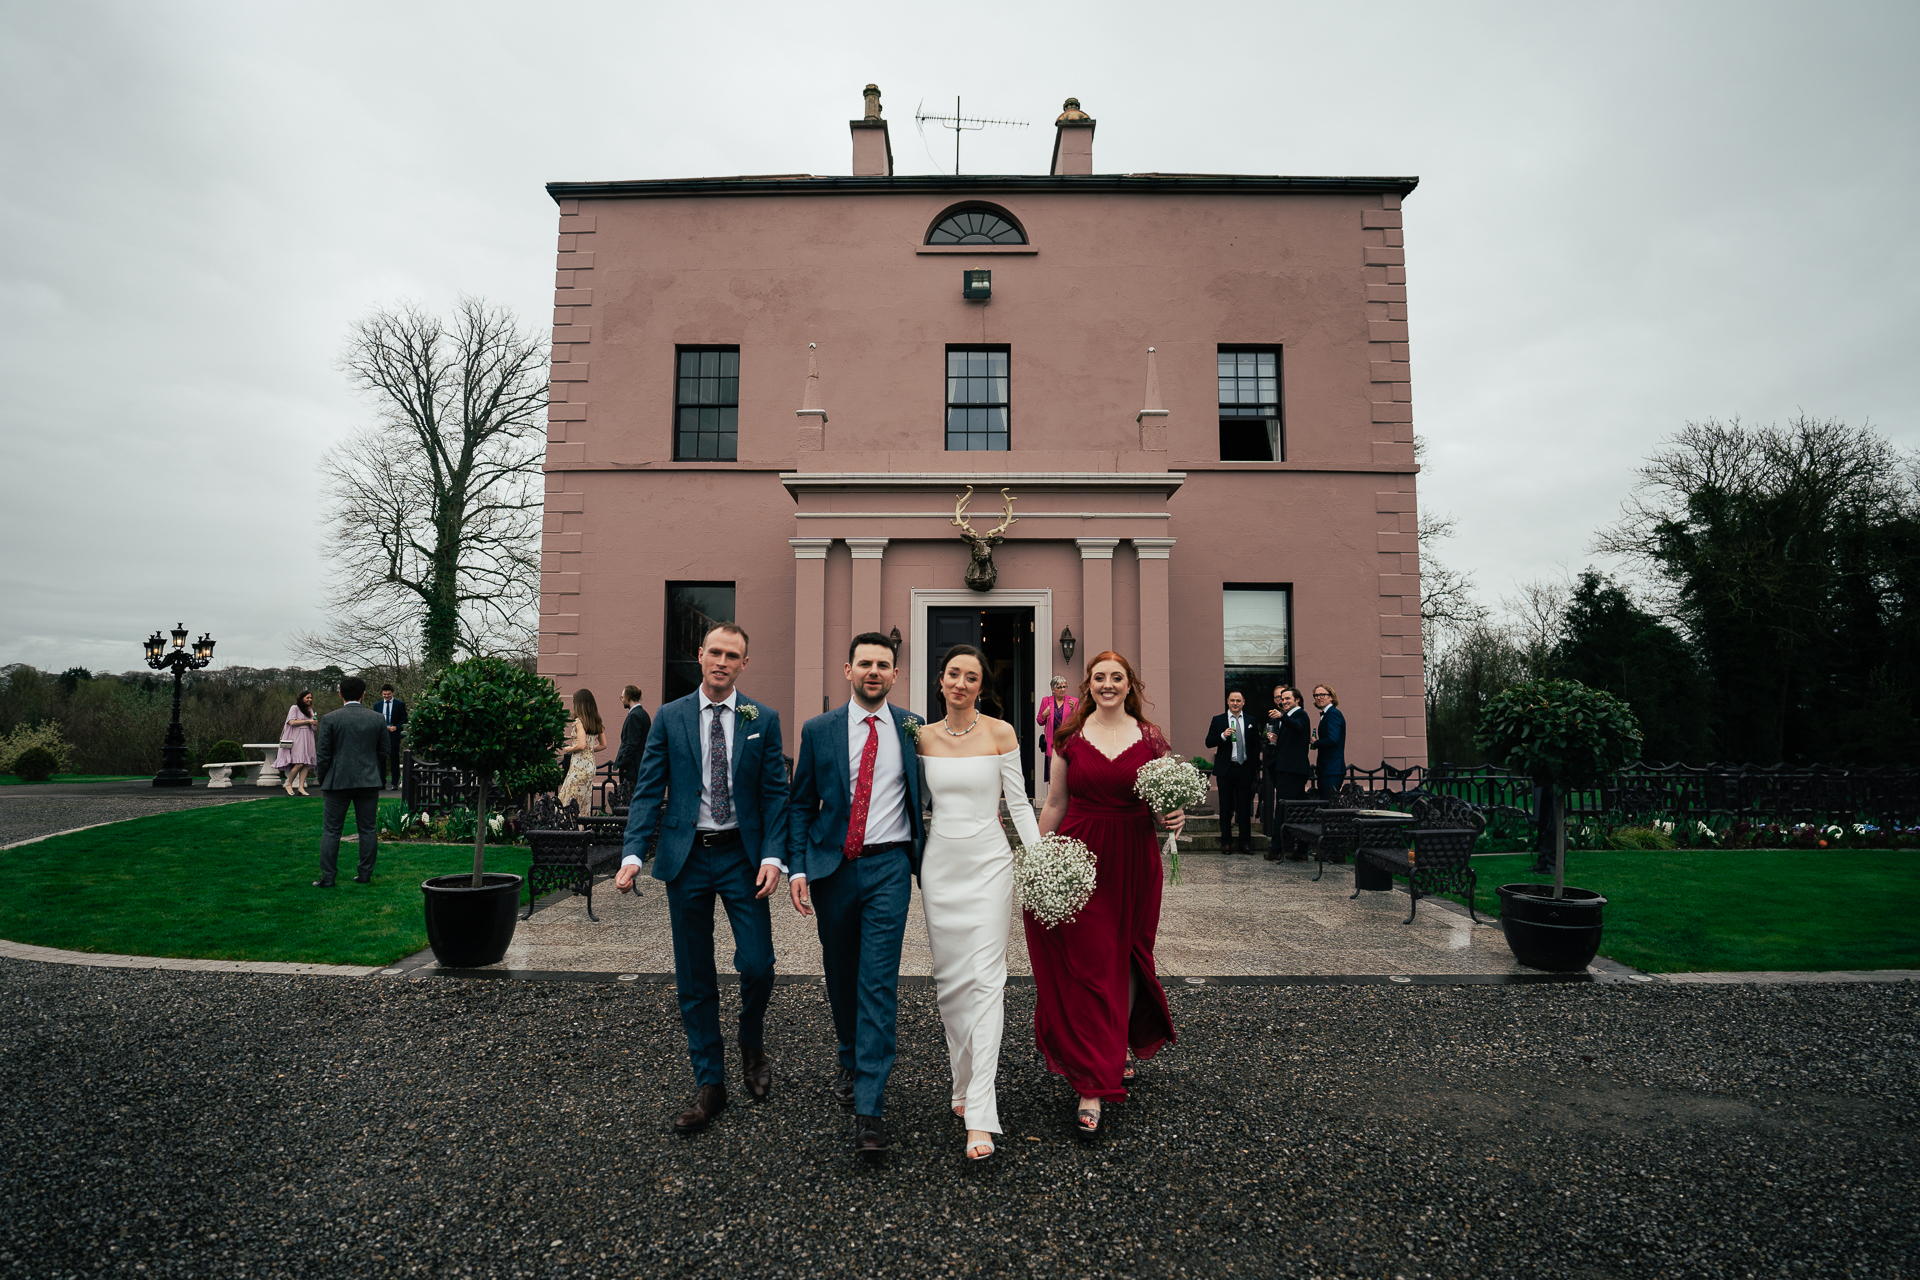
[925,605,1037,797]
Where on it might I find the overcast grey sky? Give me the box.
[3,1,1914,673]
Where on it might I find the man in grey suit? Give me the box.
[313,675,388,887]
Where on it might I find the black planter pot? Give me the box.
[421,873,523,968]
[1497,883,1607,972]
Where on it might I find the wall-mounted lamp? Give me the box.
[1059,626,1076,664]
[889,626,902,651]
[962,269,992,301]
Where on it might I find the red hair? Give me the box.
[1054,650,1160,752]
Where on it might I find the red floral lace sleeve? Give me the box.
[1143,723,1172,759]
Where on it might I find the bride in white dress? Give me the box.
[917,644,1041,1162]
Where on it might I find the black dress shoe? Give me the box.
[673,1084,727,1134]
[831,1066,855,1111]
[311,879,335,888]
[740,1041,771,1102]
[353,874,371,884]
[853,1114,888,1155]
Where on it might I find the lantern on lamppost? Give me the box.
[144,623,215,788]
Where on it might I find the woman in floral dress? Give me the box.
[556,687,604,812]
[273,690,319,795]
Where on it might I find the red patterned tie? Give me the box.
[843,714,881,857]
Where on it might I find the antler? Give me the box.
[951,486,978,537]
[987,487,1019,537]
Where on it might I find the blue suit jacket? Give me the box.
[786,702,925,884]
[1314,705,1347,775]
[621,690,789,883]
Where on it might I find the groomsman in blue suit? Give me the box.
[1311,683,1347,799]
[616,623,789,1135]
[787,632,925,1157]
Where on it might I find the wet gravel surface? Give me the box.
[0,959,1913,1279]
[0,787,272,847]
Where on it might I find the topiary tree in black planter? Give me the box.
[409,656,568,887]
[1478,678,1643,899]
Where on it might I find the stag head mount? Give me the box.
[952,486,1018,593]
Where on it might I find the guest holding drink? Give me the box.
[557,688,605,811]
[1029,651,1182,1139]
[274,690,319,796]
[1311,684,1346,799]
[1035,676,1078,789]
[1264,686,1313,859]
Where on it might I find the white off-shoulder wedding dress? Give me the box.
[920,748,1042,1135]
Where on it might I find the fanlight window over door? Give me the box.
[928,209,1026,245]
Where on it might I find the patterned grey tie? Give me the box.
[707,703,733,825]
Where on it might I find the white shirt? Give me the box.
[791,700,910,887]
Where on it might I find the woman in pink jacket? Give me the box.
[1035,676,1078,786]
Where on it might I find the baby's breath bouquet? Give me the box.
[1014,834,1098,929]
[1134,755,1208,884]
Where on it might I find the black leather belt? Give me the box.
[846,840,910,860]
[693,829,743,849]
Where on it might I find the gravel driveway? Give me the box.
[1,959,1912,1277]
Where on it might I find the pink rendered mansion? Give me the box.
[538,87,1426,794]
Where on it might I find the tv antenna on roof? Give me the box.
[915,98,1028,175]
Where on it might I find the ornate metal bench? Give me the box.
[521,795,623,922]
[1352,794,1485,924]
[1282,786,1367,881]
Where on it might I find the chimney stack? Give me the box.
[851,83,893,176]
[1050,97,1095,176]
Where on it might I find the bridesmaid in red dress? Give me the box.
[1028,651,1187,1138]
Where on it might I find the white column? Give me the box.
[791,538,832,722]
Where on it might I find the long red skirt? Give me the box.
[1024,799,1176,1101]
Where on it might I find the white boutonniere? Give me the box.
[901,715,922,743]
[736,703,759,722]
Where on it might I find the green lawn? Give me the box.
[0,774,149,785]
[1455,850,1920,974]
[0,800,531,967]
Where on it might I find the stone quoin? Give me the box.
[538,85,1425,799]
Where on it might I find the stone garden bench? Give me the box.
[204,760,265,788]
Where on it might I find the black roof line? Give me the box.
[544,173,1419,202]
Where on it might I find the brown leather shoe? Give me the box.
[672,1084,727,1135]
[740,1041,771,1102]
[853,1114,889,1155]
[831,1066,856,1111]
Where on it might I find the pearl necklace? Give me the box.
[942,710,981,737]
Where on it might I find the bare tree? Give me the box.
[299,298,547,671]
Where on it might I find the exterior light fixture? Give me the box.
[889,626,902,651]
[144,623,217,787]
[962,269,991,301]
[1059,626,1076,663]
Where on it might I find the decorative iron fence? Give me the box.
[1342,761,1920,829]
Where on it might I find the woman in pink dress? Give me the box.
[1028,650,1185,1139]
[274,690,319,795]
[1035,676,1078,788]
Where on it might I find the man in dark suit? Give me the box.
[1205,691,1260,853]
[1311,684,1347,800]
[313,676,387,887]
[1263,685,1313,860]
[374,683,408,790]
[613,683,652,795]
[614,624,789,1135]
[787,632,925,1157]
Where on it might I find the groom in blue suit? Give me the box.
[787,631,925,1157]
[616,622,789,1135]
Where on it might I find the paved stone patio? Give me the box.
[492,853,1536,978]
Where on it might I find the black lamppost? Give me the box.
[145,624,215,788]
